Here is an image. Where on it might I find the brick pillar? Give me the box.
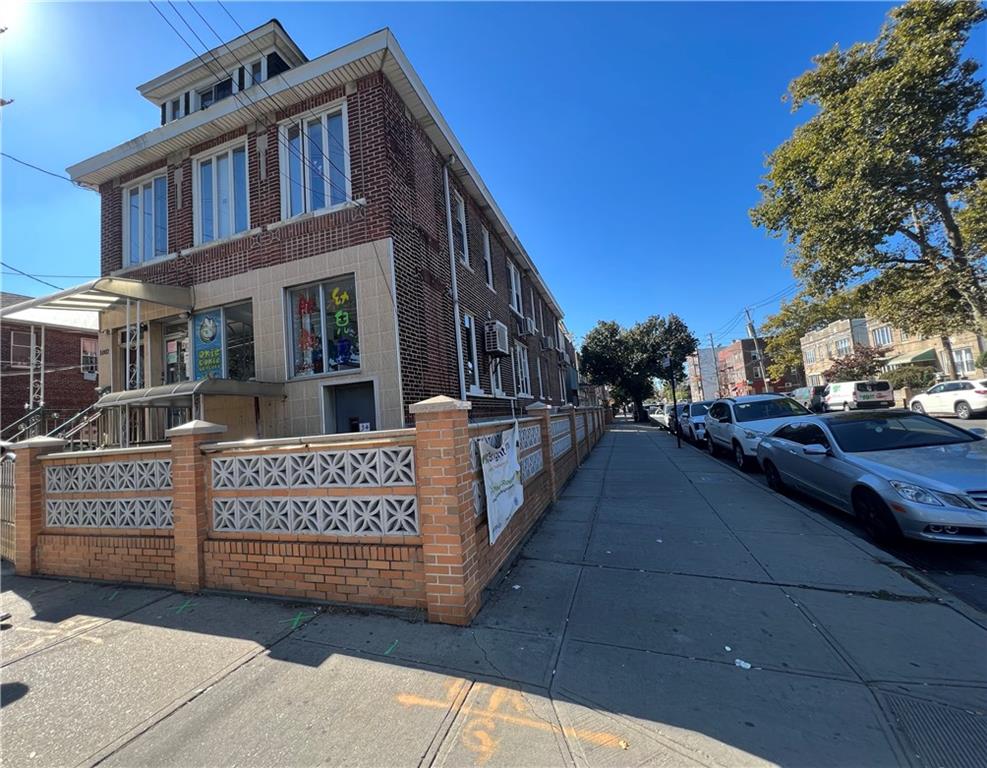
[526,402,557,501]
[12,436,66,575]
[410,395,478,626]
[565,405,582,465]
[166,420,227,593]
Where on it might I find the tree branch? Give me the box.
[933,190,967,262]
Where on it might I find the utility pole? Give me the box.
[692,351,705,400]
[744,308,768,392]
[707,333,721,398]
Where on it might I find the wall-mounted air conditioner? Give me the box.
[484,320,510,356]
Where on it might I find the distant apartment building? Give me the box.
[800,318,985,384]
[1,23,579,444]
[685,347,719,401]
[716,338,803,397]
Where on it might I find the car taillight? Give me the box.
[976,390,987,395]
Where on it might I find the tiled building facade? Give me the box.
[57,24,576,440]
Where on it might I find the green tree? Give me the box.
[581,315,697,421]
[886,365,936,390]
[760,290,866,380]
[822,347,888,381]
[751,1,987,334]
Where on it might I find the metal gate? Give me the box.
[0,455,15,564]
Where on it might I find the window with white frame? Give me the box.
[249,58,265,87]
[490,358,504,396]
[900,329,910,342]
[125,175,168,265]
[871,325,893,347]
[835,337,851,357]
[281,105,349,219]
[556,321,565,352]
[805,346,816,363]
[481,227,494,289]
[953,347,975,375]
[559,368,568,404]
[528,287,537,329]
[80,338,98,379]
[453,190,469,266]
[463,314,481,393]
[9,330,31,367]
[508,261,522,314]
[514,342,531,396]
[286,274,359,377]
[538,298,544,332]
[195,143,249,244]
[537,356,544,398]
[198,77,233,111]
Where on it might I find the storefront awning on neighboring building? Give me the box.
[0,278,193,318]
[884,348,937,367]
[95,379,285,409]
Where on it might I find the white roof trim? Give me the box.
[0,278,193,318]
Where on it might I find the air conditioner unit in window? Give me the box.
[540,335,555,351]
[519,317,536,337]
[484,320,510,356]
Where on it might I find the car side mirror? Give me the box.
[803,443,829,456]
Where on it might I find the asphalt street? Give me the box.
[658,416,987,613]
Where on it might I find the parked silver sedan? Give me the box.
[755,410,987,544]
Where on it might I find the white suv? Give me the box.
[910,380,987,420]
[705,394,812,470]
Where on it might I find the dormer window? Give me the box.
[250,60,264,87]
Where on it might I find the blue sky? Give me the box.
[1,1,911,346]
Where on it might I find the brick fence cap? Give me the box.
[525,401,551,412]
[165,420,228,437]
[408,395,472,415]
[12,436,68,449]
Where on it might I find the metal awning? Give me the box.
[96,379,285,409]
[884,348,937,367]
[0,278,193,318]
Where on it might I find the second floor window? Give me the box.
[835,337,851,357]
[125,175,168,265]
[871,325,893,347]
[453,190,469,265]
[196,144,248,244]
[281,106,349,219]
[80,338,98,380]
[514,342,531,396]
[805,347,816,363]
[508,261,522,315]
[482,227,494,289]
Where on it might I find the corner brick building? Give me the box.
[6,22,578,443]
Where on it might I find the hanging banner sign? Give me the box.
[478,422,524,545]
[192,309,224,380]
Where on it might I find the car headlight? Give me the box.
[743,429,765,440]
[889,481,945,507]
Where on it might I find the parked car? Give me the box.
[705,394,812,470]
[756,410,987,544]
[823,380,894,411]
[909,380,987,420]
[790,385,828,413]
[680,400,714,443]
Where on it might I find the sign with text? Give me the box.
[192,309,223,380]
[479,422,524,545]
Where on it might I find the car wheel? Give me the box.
[955,401,972,420]
[763,460,785,492]
[707,434,719,457]
[911,401,925,415]
[853,488,902,545]
[733,442,748,471]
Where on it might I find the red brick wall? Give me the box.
[0,321,99,429]
[203,539,426,609]
[36,533,175,586]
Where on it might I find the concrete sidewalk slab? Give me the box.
[473,558,580,637]
[554,639,904,768]
[789,588,987,684]
[1,593,307,767]
[291,611,556,687]
[584,522,768,580]
[738,531,930,595]
[567,568,855,678]
[523,518,592,563]
[100,639,470,768]
[550,496,598,522]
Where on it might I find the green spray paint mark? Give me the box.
[174,599,196,614]
[279,611,313,630]
[384,640,399,656]
[105,590,120,602]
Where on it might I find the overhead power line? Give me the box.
[0,261,64,291]
[1,152,84,187]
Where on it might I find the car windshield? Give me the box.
[733,398,810,423]
[857,381,890,392]
[690,402,711,416]
[829,413,978,453]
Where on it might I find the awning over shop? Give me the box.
[95,379,285,409]
[0,277,193,318]
[883,348,937,367]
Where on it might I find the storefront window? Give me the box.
[190,302,255,381]
[288,274,359,377]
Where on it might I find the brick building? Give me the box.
[5,23,577,443]
[0,293,100,438]
[716,337,803,396]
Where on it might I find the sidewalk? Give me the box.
[2,423,985,767]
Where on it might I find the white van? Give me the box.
[823,380,894,411]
